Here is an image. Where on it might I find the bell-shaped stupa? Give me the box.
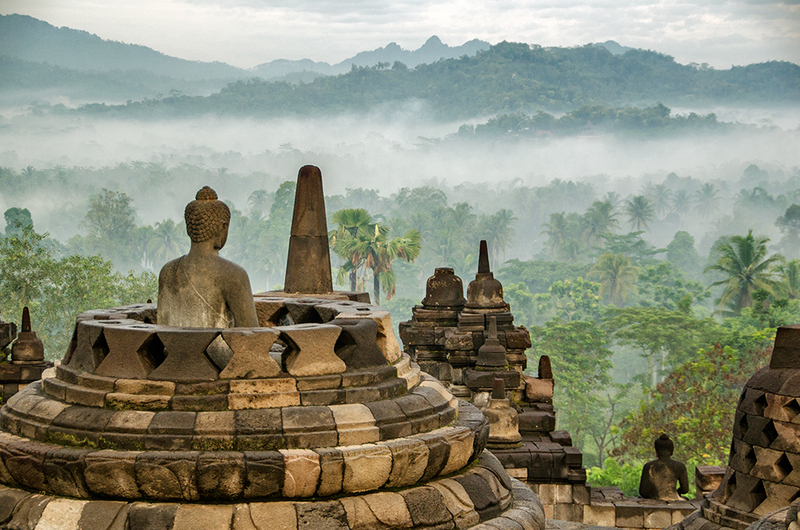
[0,166,544,530]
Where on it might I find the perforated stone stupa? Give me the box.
[669,324,800,530]
[0,166,544,530]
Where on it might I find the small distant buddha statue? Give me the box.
[157,186,259,328]
[639,433,689,501]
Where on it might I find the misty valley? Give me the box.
[2,12,800,494]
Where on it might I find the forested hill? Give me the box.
[82,41,800,120]
[0,14,246,81]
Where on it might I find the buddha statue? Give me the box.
[157,186,259,328]
[639,433,690,501]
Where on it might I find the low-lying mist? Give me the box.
[1,104,799,266]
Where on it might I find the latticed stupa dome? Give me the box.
[671,324,800,530]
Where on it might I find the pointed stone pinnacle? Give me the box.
[284,165,333,294]
[478,240,490,274]
[21,307,31,333]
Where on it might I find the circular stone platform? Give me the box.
[0,298,545,530]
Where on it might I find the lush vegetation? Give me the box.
[70,42,800,120]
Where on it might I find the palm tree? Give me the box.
[480,209,517,264]
[775,259,800,299]
[695,183,721,217]
[247,190,270,220]
[147,219,189,269]
[704,230,784,313]
[671,190,692,216]
[542,212,570,257]
[329,208,374,291]
[624,196,655,231]
[583,200,618,246]
[649,184,673,218]
[588,253,639,306]
[369,229,423,304]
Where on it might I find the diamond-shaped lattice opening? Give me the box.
[92,332,110,365]
[138,334,166,369]
[724,472,737,501]
[750,479,767,510]
[776,453,793,481]
[785,399,800,421]
[754,394,768,415]
[763,420,779,446]
[743,446,757,471]
[738,414,749,437]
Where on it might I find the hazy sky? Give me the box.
[2,0,799,69]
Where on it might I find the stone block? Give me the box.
[332,318,387,369]
[463,368,521,392]
[644,508,672,528]
[173,505,234,530]
[402,486,452,527]
[197,452,245,500]
[361,492,415,528]
[341,443,392,493]
[583,504,616,527]
[415,432,451,482]
[555,484,573,503]
[280,449,321,497]
[382,438,429,488]
[68,321,107,373]
[114,379,176,396]
[175,380,229,395]
[301,388,345,406]
[296,374,342,391]
[430,478,480,528]
[316,447,344,496]
[441,427,475,475]
[219,328,281,379]
[294,500,349,530]
[94,324,164,379]
[105,392,171,411]
[77,500,128,530]
[42,447,90,498]
[329,403,379,446]
[84,450,141,499]
[135,451,200,501]
[150,329,220,381]
[554,503,574,521]
[335,310,401,363]
[75,372,117,392]
[34,498,88,529]
[253,298,288,327]
[127,503,178,529]
[147,411,197,436]
[233,409,282,436]
[52,406,115,433]
[280,324,346,376]
[228,392,300,410]
[537,484,557,505]
[106,410,156,434]
[171,394,228,411]
[616,502,645,528]
[243,451,284,498]
[248,501,297,530]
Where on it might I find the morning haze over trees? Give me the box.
[1,12,800,493]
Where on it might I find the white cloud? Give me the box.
[1,0,798,67]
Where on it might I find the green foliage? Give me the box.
[613,341,771,467]
[533,278,604,324]
[588,253,639,307]
[74,41,800,120]
[587,458,643,497]
[704,230,784,314]
[4,207,33,235]
[0,226,157,358]
[530,319,616,464]
[498,259,592,296]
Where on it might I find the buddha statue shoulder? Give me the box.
[157,186,259,328]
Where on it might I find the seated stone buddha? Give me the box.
[157,186,259,328]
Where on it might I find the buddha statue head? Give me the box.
[184,186,231,249]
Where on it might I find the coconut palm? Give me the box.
[583,200,618,246]
[542,212,571,257]
[588,253,639,306]
[247,189,270,220]
[329,208,375,291]
[695,183,721,217]
[649,184,673,218]
[369,228,423,304]
[704,230,784,313]
[671,190,692,216]
[624,196,655,231]
[146,219,189,270]
[479,209,517,264]
[774,259,800,299]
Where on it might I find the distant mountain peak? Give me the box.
[423,36,443,46]
[593,40,633,55]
